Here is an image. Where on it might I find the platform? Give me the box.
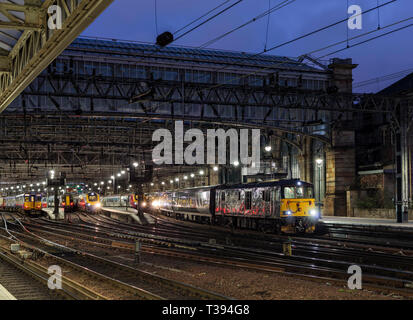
[0,284,16,300]
[101,207,155,224]
[320,216,413,230]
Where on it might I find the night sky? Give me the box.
[82,0,413,93]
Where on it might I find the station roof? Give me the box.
[67,37,320,72]
[379,72,413,96]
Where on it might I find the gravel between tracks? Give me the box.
[111,252,405,300]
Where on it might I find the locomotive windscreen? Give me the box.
[283,186,314,199]
[88,194,98,202]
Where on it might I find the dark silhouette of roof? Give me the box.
[379,72,413,95]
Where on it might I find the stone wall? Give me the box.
[324,131,356,216]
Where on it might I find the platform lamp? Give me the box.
[315,158,324,217]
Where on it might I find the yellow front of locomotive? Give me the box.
[86,193,101,212]
[280,181,319,233]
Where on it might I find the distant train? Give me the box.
[0,193,44,216]
[74,192,101,213]
[101,193,147,210]
[148,179,319,233]
[46,193,77,213]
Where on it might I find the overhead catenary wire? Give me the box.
[199,0,295,48]
[264,0,272,52]
[174,0,232,35]
[117,0,401,113]
[353,68,413,89]
[307,16,413,57]
[317,21,413,58]
[173,0,244,43]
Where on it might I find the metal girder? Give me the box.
[0,0,113,114]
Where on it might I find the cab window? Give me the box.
[88,194,98,202]
[283,187,295,199]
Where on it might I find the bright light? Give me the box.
[184,176,188,180]
[233,161,240,167]
[142,201,147,207]
[316,158,323,166]
[111,176,115,180]
[265,145,272,152]
[161,182,165,185]
[152,200,160,208]
[286,210,292,215]
[121,170,126,175]
[95,203,101,208]
[170,180,173,184]
[310,209,318,217]
[94,183,97,186]
[108,180,112,184]
[199,170,204,175]
[150,183,154,186]
[190,173,195,178]
[213,166,219,172]
[117,173,121,177]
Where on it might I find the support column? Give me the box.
[299,137,313,183]
[394,100,409,223]
[324,130,356,216]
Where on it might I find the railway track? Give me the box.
[0,254,63,300]
[0,213,230,300]
[7,213,413,298]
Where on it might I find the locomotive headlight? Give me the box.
[95,203,101,208]
[152,200,160,208]
[283,210,292,216]
[310,209,318,217]
[142,201,147,207]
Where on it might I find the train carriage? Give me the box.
[152,179,319,234]
[3,193,43,216]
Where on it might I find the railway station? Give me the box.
[1,0,413,308]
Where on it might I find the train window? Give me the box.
[88,194,98,202]
[283,187,295,199]
[245,191,252,210]
[221,192,225,201]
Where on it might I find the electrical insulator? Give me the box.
[156,32,174,47]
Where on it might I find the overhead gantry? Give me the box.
[0,0,113,114]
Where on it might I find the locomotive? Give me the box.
[0,193,44,216]
[75,192,101,213]
[149,179,319,233]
